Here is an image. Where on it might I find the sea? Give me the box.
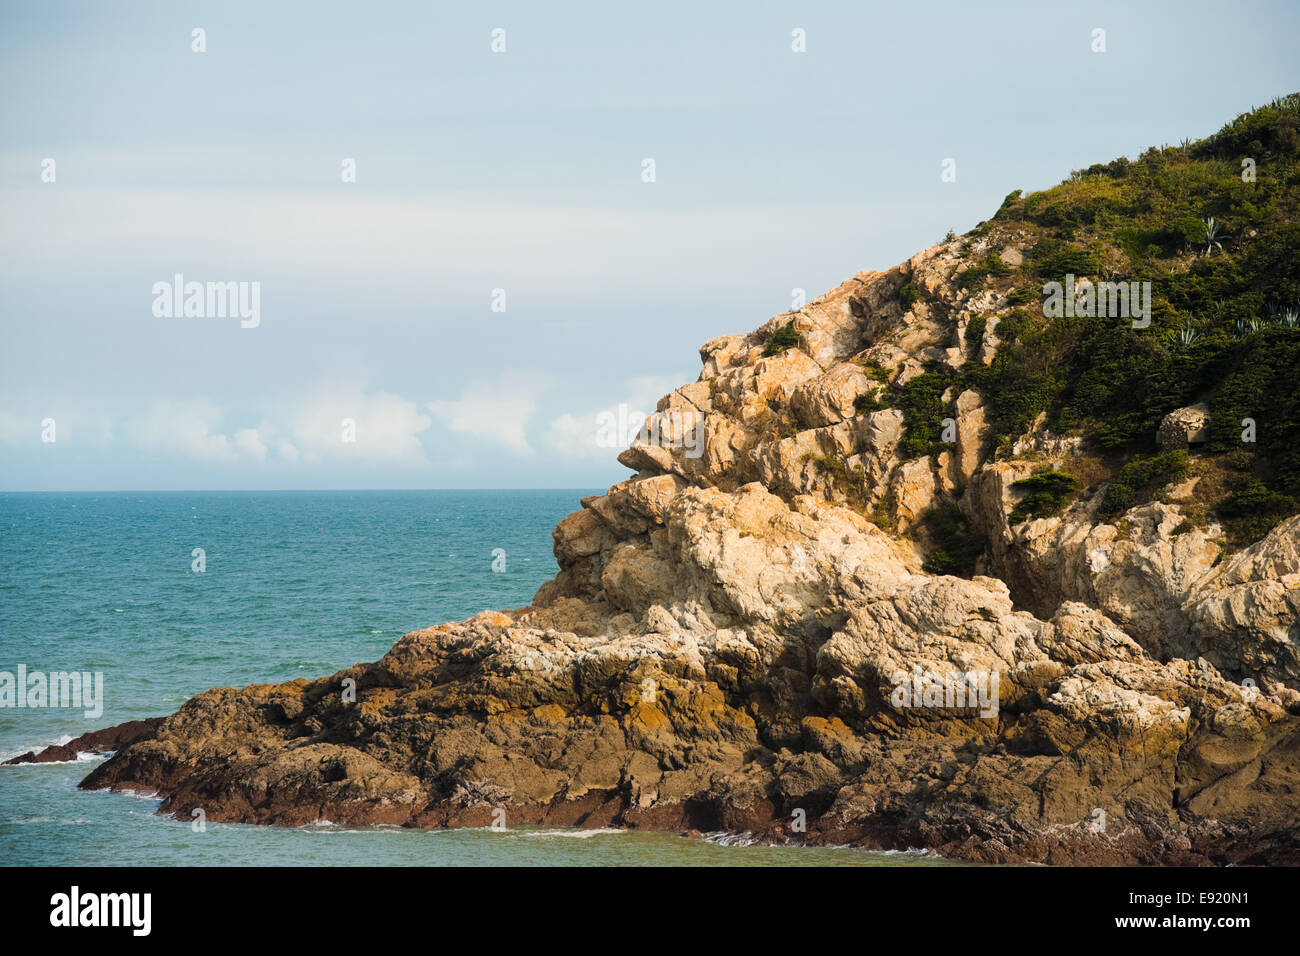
[0,490,950,866]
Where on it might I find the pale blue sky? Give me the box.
[2,0,1298,489]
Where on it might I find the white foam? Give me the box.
[505,827,626,839]
[102,786,161,801]
[7,816,92,825]
[0,734,94,765]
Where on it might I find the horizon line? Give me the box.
[0,486,610,494]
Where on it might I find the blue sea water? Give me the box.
[0,491,946,866]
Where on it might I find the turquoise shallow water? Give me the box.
[0,490,946,866]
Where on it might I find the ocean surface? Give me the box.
[0,490,949,866]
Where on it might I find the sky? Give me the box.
[1,0,1298,490]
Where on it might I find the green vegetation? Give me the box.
[1200,327,1300,498]
[1009,470,1080,524]
[850,359,893,415]
[919,503,986,577]
[856,357,892,382]
[965,315,988,359]
[1025,238,1100,277]
[1216,476,1298,546]
[854,392,886,414]
[994,189,1023,219]
[957,253,1011,293]
[810,454,868,508]
[896,365,956,459]
[1096,451,1190,518]
[763,322,800,357]
[898,282,923,310]
[942,96,1300,542]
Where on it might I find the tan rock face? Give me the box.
[72,236,1300,866]
[887,458,938,533]
[790,362,871,429]
[951,389,989,484]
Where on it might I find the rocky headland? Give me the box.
[18,100,1300,864]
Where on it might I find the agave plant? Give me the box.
[1202,217,1224,256]
[1165,319,1201,349]
[1276,305,1300,329]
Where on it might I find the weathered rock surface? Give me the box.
[62,234,1300,865]
[1158,403,1212,451]
[4,718,163,765]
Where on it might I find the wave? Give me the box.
[0,733,96,764]
[699,832,945,857]
[503,827,626,839]
[5,816,93,825]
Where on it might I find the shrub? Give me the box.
[1096,451,1190,519]
[898,282,923,310]
[897,366,955,459]
[984,253,1011,277]
[1203,328,1300,497]
[1009,470,1080,523]
[958,267,986,292]
[810,454,868,508]
[762,322,800,356]
[965,315,988,358]
[920,503,986,577]
[995,189,1024,219]
[1216,477,1298,546]
[1027,240,1101,277]
[1193,94,1300,161]
[993,308,1032,342]
[958,310,1067,443]
[856,357,892,382]
[958,254,1010,293]
[854,392,886,414]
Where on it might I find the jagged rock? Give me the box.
[790,362,872,429]
[887,458,938,533]
[951,389,989,485]
[1157,402,1211,450]
[1186,516,1300,686]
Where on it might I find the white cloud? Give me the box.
[283,386,433,463]
[426,373,550,456]
[124,399,237,463]
[234,427,268,461]
[0,182,905,307]
[67,388,433,467]
[543,374,683,463]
